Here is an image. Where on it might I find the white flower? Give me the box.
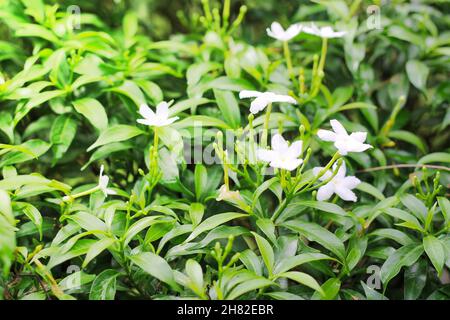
[266,21,303,41]
[137,101,179,127]
[302,23,346,38]
[257,134,303,171]
[239,90,297,114]
[98,165,116,197]
[313,162,360,202]
[317,119,372,155]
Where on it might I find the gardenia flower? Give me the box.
[313,162,360,202]
[302,23,346,38]
[317,119,372,155]
[239,90,297,114]
[137,101,179,127]
[257,134,303,171]
[266,21,302,41]
[98,165,116,197]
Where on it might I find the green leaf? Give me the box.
[187,62,221,87]
[406,60,429,91]
[0,215,15,276]
[87,125,145,151]
[109,80,146,107]
[423,235,445,276]
[388,130,427,153]
[21,203,43,240]
[404,259,427,300]
[82,142,132,170]
[277,271,324,296]
[213,89,241,129]
[370,228,414,246]
[418,152,450,165]
[361,282,388,300]
[356,182,386,200]
[252,232,274,277]
[388,25,424,47]
[252,177,278,210]
[382,208,424,232]
[168,98,210,116]
[312,278,341,300]
[437,197,450,225]
[123,216,162,246]
[123,11,138,47]
[72,98,108,131]
[0,190,14,225]
[59,271,96,291]
[129,252,180,290]
[82,238,116,268]
[289,200,347,217]
[89,269,121,300]
[16,23,59,43]
[283,220,346,262]
[185,259,205,298]
[172,115,231,130]
[50,114,78,164]
[225,276,274,300]
[17,90,65,122]
[67,212,107,232]
[380,243,424,287]
[256,218,276,244]
[0,139,51,168]
[189,203,204,227]
[400,194,427,223]
[21,0,45,23]
[274,252,333,275]
[184,212,247,243]
[194,164,208,201]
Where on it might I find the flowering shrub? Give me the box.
[0,0,449,300]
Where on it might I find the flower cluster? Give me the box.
[266,21,346,41]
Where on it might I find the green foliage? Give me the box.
[0,0,449,301]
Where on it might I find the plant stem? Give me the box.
[261,103,272,148]
[283,41,295,84]
[318,37,328,74]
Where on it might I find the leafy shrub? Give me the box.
[0,0,449,300]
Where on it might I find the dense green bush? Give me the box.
[0,0,449,300]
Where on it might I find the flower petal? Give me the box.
[330,119,347,135]
[350,132,367,143]
[271,134,289,152]
[287,140,303,158]
[351,143,373,152]
[317,129,336,142]
[317,183,335,201]
[139,104,155,119]
[106,189,117,195]
[257,149,275,163]
[249,96,269,114]
[278,158,303,171]
[99,175,109,190]
[313,167,332,181]
[341,176,361,189]
[334,161,346,179]
[285,24,302,40]
[156,101,169,119]
[270,21,285,36]
[137,118,153,126]
[272,94,297,105]
[335,187,357,202]
[239,90,262,99]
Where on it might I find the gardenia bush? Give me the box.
[0,0,449,300]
